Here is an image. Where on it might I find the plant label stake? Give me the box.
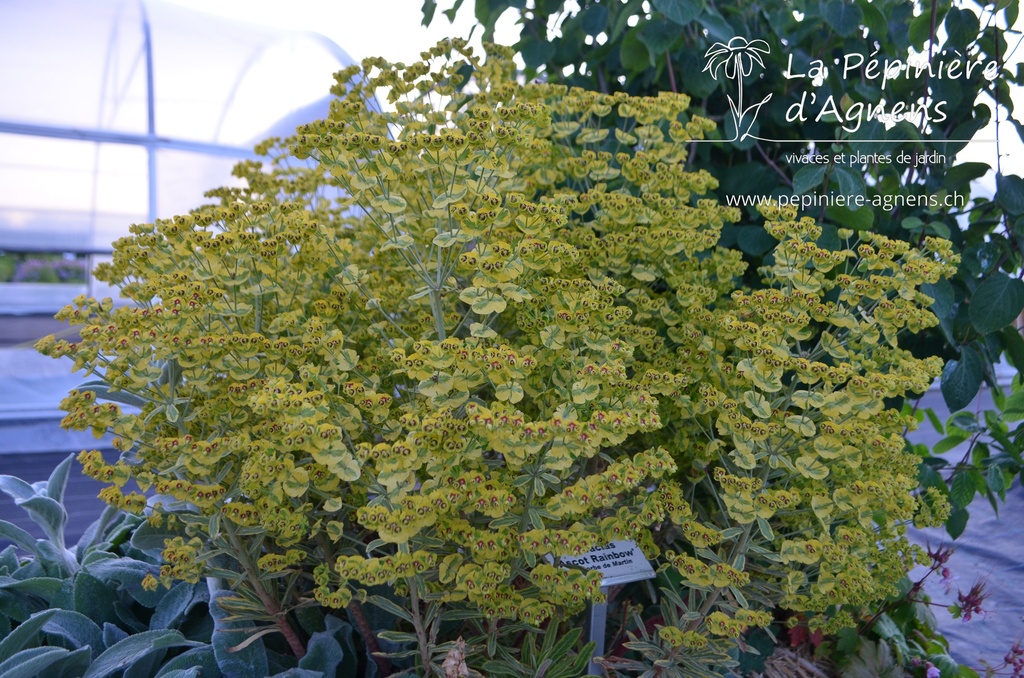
[559,540,655,676]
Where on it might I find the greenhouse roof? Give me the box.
[0,0,352,253]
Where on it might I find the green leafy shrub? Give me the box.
[0,254,89,284]
[38,42,958,674]
[910,378,1024,539]
[12,257,89,284]
[0,254,15,283]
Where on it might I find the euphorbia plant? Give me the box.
[39,40,957,675]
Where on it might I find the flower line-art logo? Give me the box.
[702,37,773,143]
[697,35,1011,145]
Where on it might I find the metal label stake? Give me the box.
[559,540,656,676]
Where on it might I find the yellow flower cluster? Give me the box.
[39,41,957,663]
[159,537,205,586]
[705,610,774,637]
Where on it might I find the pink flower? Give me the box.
[927,543,954,568]
[939,567,959,594]
[957,579,990,622]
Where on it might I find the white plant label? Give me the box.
[560,539,656,587]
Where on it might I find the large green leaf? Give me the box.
[941,346,984,412]
[580,3,609,36]
[619,26,651,72]
[103,624,128,650]
[42,610,104,659]
[0,522,39,561]
[949,471,975,510]
[0,576,64,600]
[678,50,720,97]
[0,590,44,624]
[46,455,75,507]
[825,205,874,231]
[154,646,218,678]
[944,7,980,48]
[997,173,1024,216]
[820,0,863,36]
[0,476,34,502]
[84,556,163,608]
[724,114,758,150]
[970,272,1024,335]
[653,0,704,26]
[520,39,555,70]
[697,7,734,41]
[73,571,119,628]
[918,462,947,493]
[297,622,345,676]
[303,616,359,678]
[946,507,969,539]
[922,279,956,321]
[211,590,269,678]
[638,19,680,57]
[909,7,947,48]
[0,646,90,678]
[830,164,867,198]
[129,520,188,557]
[150,582,202,632]
[860,1,888,37]
[735,226,777,256]
[0,609,57,662]
[943,162,990,189]
[82,630,202,678]
[421,0,437,25]
[13,496,67,548]
[792,165,827,195]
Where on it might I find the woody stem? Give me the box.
[224,520,306,658]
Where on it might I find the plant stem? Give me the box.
[430,288,447,340]
[348,598,393,676]
[272,597,307,659]
[686,457,773,630]
[223,520,307,658]
[315,533,392,675]
[408,574,434,675]
[687,518,757,630]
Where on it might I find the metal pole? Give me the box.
[139,0,158,223]
[587,586,609,677]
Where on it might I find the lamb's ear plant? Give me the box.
[0,457,206,678]
[0,458,369,678]
[38,40,958,674]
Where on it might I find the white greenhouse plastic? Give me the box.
[0,0,355,431]
[0,0,352,259]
